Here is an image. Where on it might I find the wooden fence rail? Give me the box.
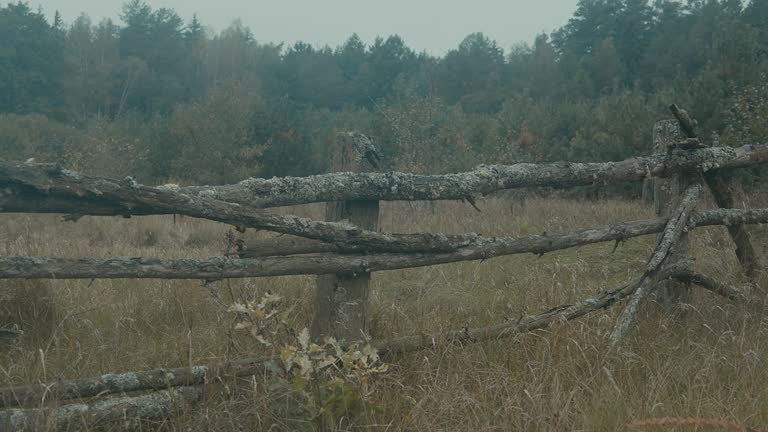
[0,208,766,280]
[0,107,765,430]
[2,144,768,215]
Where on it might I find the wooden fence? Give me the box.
[0,106,766,430]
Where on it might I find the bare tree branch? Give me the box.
[0,357,271,409]
[608,183,703,353]
[174,144,768,207]
[2,144,768,212]
[671,270,760,304]
[2,207,767,280]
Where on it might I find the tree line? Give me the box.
[1,0,767,185]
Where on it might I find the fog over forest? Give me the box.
[2,0,767,185]
[2,3,768,430]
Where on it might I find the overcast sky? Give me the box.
[33,0,580,55]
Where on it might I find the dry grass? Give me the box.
[1,194,767,431]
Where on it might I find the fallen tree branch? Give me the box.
[238,236,340,257]
[3,159,768,254]
[174,144,768,207]
[671,270,759,304]
[608,183,703,353]
[0,268,745,408]
[2,145,768,212]
[1,207,767,280]
[237,208,768,258]
[0,386,201,432]
[669,103,761,282]
[374,263,689,356]
[0,265,685,408]
[0,161,496,253]
[0,356,272,409]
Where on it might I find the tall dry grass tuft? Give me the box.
[0,195,766,431]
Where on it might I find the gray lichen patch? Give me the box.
[102,372,141,391]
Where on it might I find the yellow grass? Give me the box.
[1,195,767,431]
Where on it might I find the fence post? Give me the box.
[652,120,691,309]
[668,104,760,284]
[310,132,381,344]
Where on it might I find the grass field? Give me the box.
[1,195,767,431]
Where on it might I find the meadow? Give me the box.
[1,195,766,431]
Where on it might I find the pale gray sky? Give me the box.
[34,0,580,55]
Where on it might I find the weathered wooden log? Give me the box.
[0,386,201,432]
[238,236,339,257]
[0,264,686,409]
[173,145,768,207]
[0,356,272,409]
[704,171,760,281]
[652,120,695,308]
[0,160,520,254]
[671,270,758,304]
[1,208,767,280]
[236,208,768,258]
[2,144,768,214]
[669,104,760,282]
[312,133,380,343]
[0,269,751,409]
[608,182,702,352]
[374,262,690,356]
